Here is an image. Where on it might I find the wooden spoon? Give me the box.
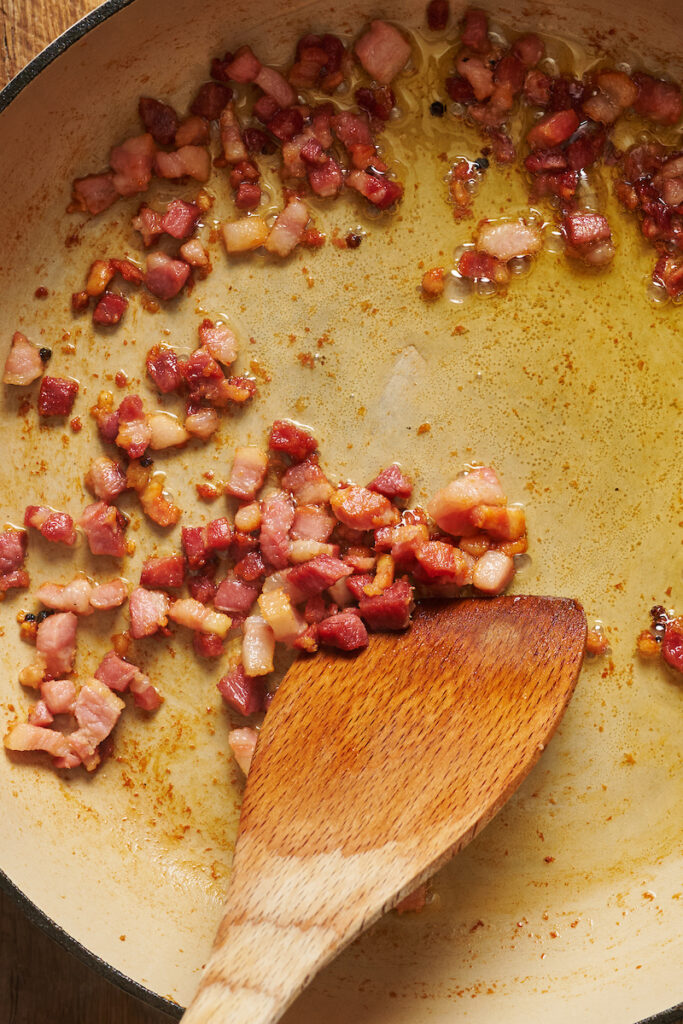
[182,595,586,1024]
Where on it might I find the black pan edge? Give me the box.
[0,2,681,1022]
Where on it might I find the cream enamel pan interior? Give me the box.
[0,0,681,1020]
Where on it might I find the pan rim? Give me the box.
[0,2,680,1022]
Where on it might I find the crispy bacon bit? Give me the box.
[79,501,127,557]
[428,467,505,537]
[268,420,318,461]
[260,492,295,569]
[38,376,79,417]
[258,588,306,642]
[144,252,191,300]
[3,332,44,386]
[354,20,412,85]
[330,486,399,530]
[24,506,77,546]
[140,554,186,589]
[138,97,179,145]
[368,464,413,500]
[359,579,414,630]
[218,665,265,715]
[146,345,183,394]
[36,611,78,677]
[0,528,28,592]
[70,172,118,215]
[225,446,268,500]
[228,726,258,774]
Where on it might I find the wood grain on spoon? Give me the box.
[183,595,586,1024]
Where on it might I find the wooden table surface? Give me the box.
[0,12,177,1024]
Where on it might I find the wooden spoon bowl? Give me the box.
[184,595,587,1024]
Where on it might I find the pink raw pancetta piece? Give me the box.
[62,678,125,770]
[70,172,118,215]
[154,145,211,182]
[95,650,145,693]
[89,578,129,610]
[0,528,29,592]
[471,550,515,594]
[354,20,412,85]
[110,133,156,196]
[241,614,276,675]
[281,459,332,504]
[317,611,368,650]
[2,331,45,385]
[24,506,77,546]
[41,677,77,715]
[346,169,404,209]
[289,505,335,543]
[128,586,171,638]
[79,501,128,557]
[218,664,265,715]
[36,577,94,615]
[167,598,232,637]
[367,463,412,500]
[159,198,201,239]
[36,611,78,677]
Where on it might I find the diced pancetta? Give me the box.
[36,611,78,677]
[287,554,352,598]
[330,485,399,530]
[225,446,268,500]
[471,550,515,594]
[290,505,335,542]
[259,492,295,569]
[128,586,171,638]
[222,216,269,253]
[354,20,412,85]
[148,411,190,450]
[218,665,265,716]
[65,678,125,771]
[138,96,179,145]
[168,598,232,637]
[475,218,543,261]
[36,577,94,615]
[427,467,506,537]
[185,406,220,439]
[159,198,201,239]
[367,464,412,499]
[79,501,128,557]
[228,726,258,774]
[0,528,28,592]
[317,611,368,650]
[199,318,238,366]
[4,722,70,759]
[24,506,77,546]
[144,252,191,300]
[359,579,414,630]
[265,199,310,257]
[241,614,276,675]
[3,332,45,386]
[214,574,260,614]
[89,578,129,610]
[85,456,127,501]
[281,459,333,504]
[154,145,211,182]
[38,377,79,417]
[140,555,186,589]
[70,172,118,215]
[41,677,77,715]
[110,133,156,196]
[258,587,306,642]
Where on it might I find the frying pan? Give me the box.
[0,0,681,1021]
